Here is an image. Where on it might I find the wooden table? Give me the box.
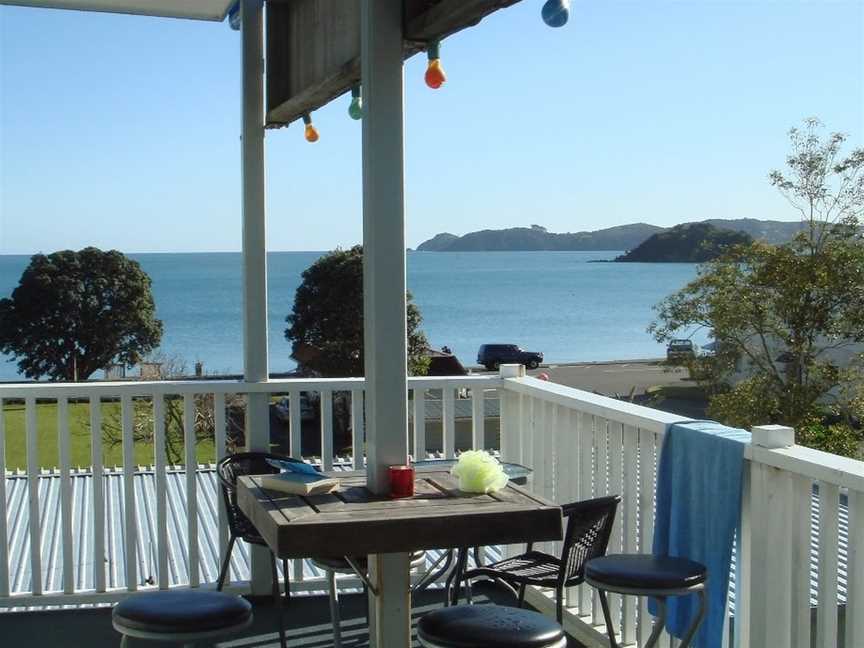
[237,466,563,558]
[237,466,562,648]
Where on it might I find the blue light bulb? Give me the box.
[228,3,241,31]
[541,0,570,28]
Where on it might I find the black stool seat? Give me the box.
[417,605,567,648]
[586,554,706,591]
[113,590,252,634]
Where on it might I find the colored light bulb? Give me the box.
[302,114,319,142]
[228,3,241,30]
[425,59,446,89]
[348,86,363,120]
[541,0,570,27]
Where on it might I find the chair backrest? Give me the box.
[560,495,621,585]
[216,452,306,540]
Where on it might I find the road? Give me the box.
[472,359,690,397]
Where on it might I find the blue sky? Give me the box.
[1,0,862,253]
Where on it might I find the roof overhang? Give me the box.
[0,0,234,21]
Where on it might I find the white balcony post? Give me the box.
[361,1,410,645]
[240,0,271,595]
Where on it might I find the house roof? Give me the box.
[0,1,234,21]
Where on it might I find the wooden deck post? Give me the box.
[240,0,272,595]
[361,0,411,644]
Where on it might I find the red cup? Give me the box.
[389,465,415,498]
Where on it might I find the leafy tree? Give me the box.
[650,120,864,451]
[285,245,429,377]
[0,248,163,381]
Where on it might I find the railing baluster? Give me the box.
[412,389,425,461]
[58,396,74,594]
[471,387,484,451]
[577,411,593,616]
[184,393,199,587]
[637,427,656,644]
[621,424,638,644]
[213,393,229,567]
[153,395,168,590]
[351,389,364,469]
[0,397,9,597]
[320,390,333,471]
[847,489,864,648]
[25,396,42,595]
[790,474,812,648]
[289,390,302,459]
[443,388,455,459]
[90,397,105,593]
[816,481,839,648]
[592,416,608,627]
[121,394,137,591]
[607,420,624,635]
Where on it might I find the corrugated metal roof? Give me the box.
[417,398,500,422]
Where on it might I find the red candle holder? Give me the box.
[389,465,415,498]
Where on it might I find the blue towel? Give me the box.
[650,421,750,648]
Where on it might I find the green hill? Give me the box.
[615,223,752,262]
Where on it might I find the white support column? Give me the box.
[361,2,410,646]
[240,0,271,595]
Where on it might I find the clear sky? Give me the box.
[1,0,862,253]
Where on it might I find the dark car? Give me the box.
[477,344,543,371]
[666,339,698,363]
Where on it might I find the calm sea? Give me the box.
[0,251,704,380]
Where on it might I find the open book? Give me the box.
[260,471,340,496]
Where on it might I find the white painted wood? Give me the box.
[523,396,535,472]
[289,390,302,458]
[351,389,365,469]
[57,396,74,594]
[411,389,425,461]
[747,443,864,492]
[361,0,409,498]
[89,397,106,593]
[543,402,555,502]
[497,387,519,464]
[0,398,9,597]
[25,396,42,595]
[790,473,812,648]
[320,390,334,471]
[846,489,864,648]
[737,461,754,648]
[637,429,657,645]
[152,395,168,590]
[816,482,839,648]
[471,387,484,450]
[183,394,199,587]
[592,416,608,626]
[621,424,638,644]
[607,420,624,635]
[751,424,795,449]
[213,393,229,564]
[577,411,594,615]
[367,552,411,648]
[762,466,792,647]
[120,394,137,591]
[442,388,455,459]
[241,0,270,597]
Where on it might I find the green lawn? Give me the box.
[2,401,215,471]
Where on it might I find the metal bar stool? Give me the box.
[585,554,707,648]
[112,590,252,647]
[417,604,567,648]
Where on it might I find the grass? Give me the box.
[2,400,215,471]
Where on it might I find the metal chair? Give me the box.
[459,495,621,622]
[216,451,302,648]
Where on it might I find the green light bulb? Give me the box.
[348,86,363,120]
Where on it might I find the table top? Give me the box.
[237,466,563,559]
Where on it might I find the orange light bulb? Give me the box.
[425,59,446,89]
[304,123,319,143]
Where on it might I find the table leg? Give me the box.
[447,547,469,606]
[368,552,412,648]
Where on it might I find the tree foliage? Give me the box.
[285,246,429,377]
[650,120,864,453]
[0,248,163,381]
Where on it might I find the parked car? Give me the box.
[666,339,698,363]
[477,344,543,371]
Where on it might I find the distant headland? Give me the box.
[415,219,805,253]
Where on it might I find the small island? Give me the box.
[614,223,752,263]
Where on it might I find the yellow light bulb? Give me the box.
[305,122,319,143]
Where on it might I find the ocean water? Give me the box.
[0,251,704,380]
